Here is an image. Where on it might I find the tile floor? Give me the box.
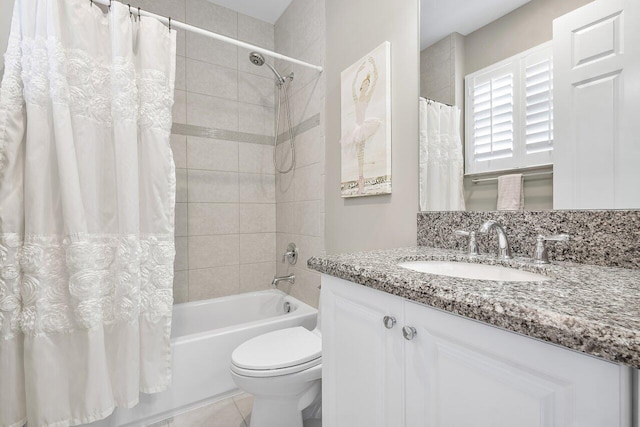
[152,392,253,427]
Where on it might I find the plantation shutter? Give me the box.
[465,42,553,174]
[472,72,514,162]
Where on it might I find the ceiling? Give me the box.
[420,0,531,50]
[207,0,293,24]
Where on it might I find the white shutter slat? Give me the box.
[470,70,515,165]
[525,57,553,155]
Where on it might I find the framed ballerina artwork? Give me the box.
[340,41,392,197]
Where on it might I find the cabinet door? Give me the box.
[321,275,405,427]
[553,0,640,209]
[404,301,632,427]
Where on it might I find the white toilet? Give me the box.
[230,325,322,427]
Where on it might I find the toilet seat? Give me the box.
[231,327,322,378]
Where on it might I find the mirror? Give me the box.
[418,0,640,211]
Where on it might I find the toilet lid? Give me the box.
[231,327,321,371]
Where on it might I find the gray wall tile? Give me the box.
[240,203,276,233]
[170,135,187,169]
[294,200,321,237]
[186,32,238,69]
[239,262,275,292]
[189,265,240,301]
[175,236,188,271]
[238,72,275,108]
[176,168,188,203]
[188,234,239,269]
[239,142,274,174]
[294,162,323,202]
[239,173,275,203]
[240,233,276,264]
[238,14,275,49]
[186,58,238,100]
[173,90,187,124]
[175,55,186,91]
[188,170,239,203]
[187,137,239,172]
[175,202,188,237]
[188,203,240,235]
[186,0,237,37]
[187,93,239,131]
[238,103,275,136]
[173,270,189,304]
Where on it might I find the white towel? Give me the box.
[497,174,524,210]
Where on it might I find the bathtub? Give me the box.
[89,289,317,427]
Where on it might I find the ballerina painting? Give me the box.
[340,42,392,197]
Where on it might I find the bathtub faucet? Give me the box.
[271,274,295,287]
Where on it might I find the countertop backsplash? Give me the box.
[417,210,640,269]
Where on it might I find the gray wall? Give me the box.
[325,0,420,253]
[274,0,326,308]
[420,32,464,107]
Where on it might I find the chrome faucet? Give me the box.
[271,274,295,287]
[479,220,512,259]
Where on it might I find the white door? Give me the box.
[553,0,640,209]
[321,275,405,427]
[404,301,632,427]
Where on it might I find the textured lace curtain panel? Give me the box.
[419,99,466,212]
[0,1,177,425]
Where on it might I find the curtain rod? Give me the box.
[471,171,553,184]
[420,97,453,107]
[92,0,324,73]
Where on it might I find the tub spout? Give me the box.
[272,274,295,287]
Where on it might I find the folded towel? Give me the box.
[497,174,524,210]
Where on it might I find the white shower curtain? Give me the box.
[0,1,176,425]
[419,97,465,211]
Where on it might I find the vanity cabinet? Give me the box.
[321,275,405,427]
[321,275,634,427]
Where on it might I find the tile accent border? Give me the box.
[171,113,321,146]
[277,113,321,143]
[171,123,272,145]
[417,210,640,269]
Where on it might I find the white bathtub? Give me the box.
[89,289,318,427]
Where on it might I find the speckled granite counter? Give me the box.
[308,247,640,369]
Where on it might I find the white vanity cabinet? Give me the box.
[321,274,405,427]
[321,275,634,427]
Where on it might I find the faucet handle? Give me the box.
[281,242,298,265]
[534,234,571,264]
[454,230,479,257]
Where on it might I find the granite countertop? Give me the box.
[308,247,640,369]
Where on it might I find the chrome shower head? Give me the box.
[249,51,286,85]
[249,51,265,66]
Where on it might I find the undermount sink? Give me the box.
[398,261,551,282]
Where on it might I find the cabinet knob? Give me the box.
[383,316,397,329]
[402,326,417,340]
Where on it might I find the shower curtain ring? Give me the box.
[138,7,141,20]
[168,17,171,32]
[128,4,132,17]
[108,0,112,10]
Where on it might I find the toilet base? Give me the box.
[250,398,303,427]
[248,380,321,427]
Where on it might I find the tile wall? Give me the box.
[274,0,326,308]
[129,0,278,303]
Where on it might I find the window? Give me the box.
[465,42,553,174]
